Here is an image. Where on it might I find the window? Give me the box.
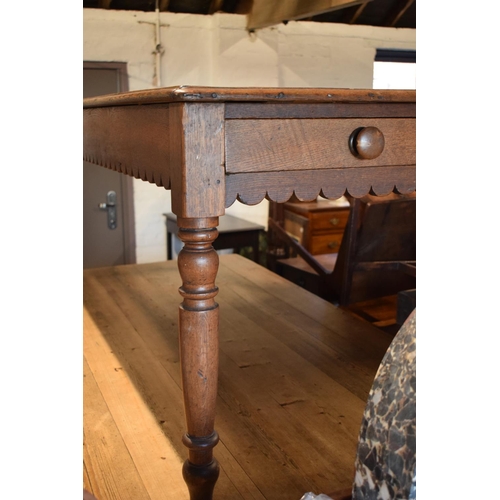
[373,49,416,90]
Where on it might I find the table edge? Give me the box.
[83,85,416,108]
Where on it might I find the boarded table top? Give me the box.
[83,254,393,499]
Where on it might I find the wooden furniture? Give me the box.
[283,198,350,255]
[164,213,264,262]
[83,86,415,499]
[397,288,417,325]
[83,254,394,499]
[277,252,338,298]
[274,193,416,334]
[273,193,416,302]
[329,193,416,305]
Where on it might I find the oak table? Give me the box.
[83,86,416,500]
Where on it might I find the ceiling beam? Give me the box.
[159,0,170,11]
[208,0,225,14]
[246,0,372,30]
[347,1,369,24]
[383,0,414,27]
[234,0,253,15]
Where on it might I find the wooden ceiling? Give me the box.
[83,0,416,31]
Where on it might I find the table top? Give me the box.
[83,85,416,108]
[83,254,393,496]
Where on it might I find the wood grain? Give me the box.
[224,166,416,207]
[224,102,416,119]
[83,291,189,499]
[310,209,350,231]
[246,0,370,30]
[225,118,415,174]
[83,86,415,500]
[83,86,416,108]
[176,217,221,498]
[84,263,258,499]
[218,256,391,379]
[83,461,92,493]
[169,103,225,218]
[83,358,152,500]
[83,255,392,498]
[310,232,344,254]
[83,87,416,221]
[83,104,172,188]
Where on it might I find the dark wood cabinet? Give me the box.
[283,198,350,255]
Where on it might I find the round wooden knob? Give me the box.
[349,126,385,159]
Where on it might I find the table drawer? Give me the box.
[310,209,350,232]
[310,232,344,255]
[226,118,415,173]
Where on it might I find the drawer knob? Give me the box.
[349,126,385,159]
[329,217,340,226]
[328,241,340,250]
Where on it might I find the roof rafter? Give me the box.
[246,0,371,30]
[349,1,369,23]
[384,0,414,27]
[208,0,224,14]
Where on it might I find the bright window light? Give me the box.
[373,61,416,90]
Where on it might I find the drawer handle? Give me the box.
[329,217,340,226]
[328,241,340,249]
[349,126,385,159]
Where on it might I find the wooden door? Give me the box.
[83,63,135,268]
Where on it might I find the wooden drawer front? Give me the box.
[310,209,350,232]
[284,211,308,245]
[310,233,344,255]
[225,118,415,174]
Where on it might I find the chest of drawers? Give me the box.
[284,198,351,255]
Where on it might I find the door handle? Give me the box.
[98,190,117,230]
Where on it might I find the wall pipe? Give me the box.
[155,0,162,87]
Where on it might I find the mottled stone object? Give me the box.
[353,310,416,500]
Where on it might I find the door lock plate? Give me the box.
[98,190,117,230]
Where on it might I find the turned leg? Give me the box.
[177,217,220,500]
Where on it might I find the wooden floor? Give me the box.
[83,254,394,500]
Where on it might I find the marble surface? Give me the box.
[353,310,416,499]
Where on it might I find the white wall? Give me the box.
[83,9,415,263]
